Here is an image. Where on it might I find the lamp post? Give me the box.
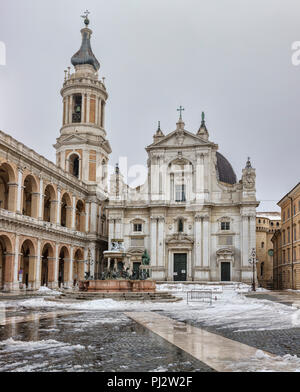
[249,248,257,291]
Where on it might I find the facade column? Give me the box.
[53,243,59,288]
[90,201,98,234]
[89,245,96,279]
[188,250,192,280]
[84,248,89,276]
[13,234,20,290]
[202,216,210,268]
[157,217,165,267]
[101,102,105,128]
[95,96,99,126]
[68,95,73,124]
[150,217,157,267]
[194,215,202,267]
[241,215,249,267]
[56,187,61,225]
[16,167,23,214]
[249,215,256,254]
[38,177,44,220]
[35,239,41,289]
[68,246,74,287]
[167,250,173,281]
[85,202,90,232]
[81,93,85,123]
[86,94,90,123]
[98,99,102,126]
[71,196,76,230]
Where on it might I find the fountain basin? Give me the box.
[79,279,156,293]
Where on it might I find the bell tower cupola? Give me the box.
[54,12,111,193]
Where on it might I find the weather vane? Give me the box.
[81,10,90,26]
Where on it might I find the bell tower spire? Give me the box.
[54,13,111,195]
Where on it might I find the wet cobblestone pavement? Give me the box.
[0,310,215,372]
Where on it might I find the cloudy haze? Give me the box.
[1,0,300,211]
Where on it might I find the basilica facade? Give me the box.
[106,115,259,283]
[0,16,259,292]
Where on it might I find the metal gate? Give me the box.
[174,253,187,281]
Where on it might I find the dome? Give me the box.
[216,152,237,185]
[71,28,100,72]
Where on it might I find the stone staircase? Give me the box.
[53,290,182,302]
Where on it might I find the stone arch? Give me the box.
[22,174,39,218]
[0,233,13,291]
[73,248,84,286]
[58,245,70,288]
[60,192,72,228]
[0,162,17,211]
[43,184,57,223]
[19,238,36,289]
[41,242,54,287]
[68,152,80,179]
[75,199,85,232]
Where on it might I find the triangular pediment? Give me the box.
[59,134,87,144]
[147,129,213,149]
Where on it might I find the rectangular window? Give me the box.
[133,223,142,232]
[175,184,186,202]
[288,228,290,243]
[221,222,230,230]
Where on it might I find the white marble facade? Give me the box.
[106,116,259,283]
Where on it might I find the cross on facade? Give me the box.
[177,106,185,120]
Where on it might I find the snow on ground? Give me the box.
[224,350,300,372]
[37,286,61,295]
[3,283,300,332]
[0,338,85,354]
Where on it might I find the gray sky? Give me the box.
[1,0,300,211]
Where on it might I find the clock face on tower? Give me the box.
[268,249,274,257]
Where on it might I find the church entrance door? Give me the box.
[174,254,187,281]
[221,262,231,281]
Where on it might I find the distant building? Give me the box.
[272,183,300,290]
[256,212,281,289]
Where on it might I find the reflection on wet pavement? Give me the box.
[0,308,213,372]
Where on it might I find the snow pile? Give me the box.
[225,350,300,372]
[0,338,85,353]
[37,286,61,296]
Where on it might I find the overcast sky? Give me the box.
[1,0,300,211]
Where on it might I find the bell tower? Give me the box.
[54,12,111,194]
